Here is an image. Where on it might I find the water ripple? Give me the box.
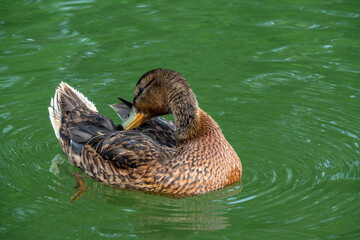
[1,0,359,238]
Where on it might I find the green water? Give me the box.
[1,0,359,239]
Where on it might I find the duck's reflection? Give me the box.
[97,185,242,237]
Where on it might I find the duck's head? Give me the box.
[122,68,199,131]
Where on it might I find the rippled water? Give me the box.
[1,0,359,239]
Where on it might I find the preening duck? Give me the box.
[49,69,242,197]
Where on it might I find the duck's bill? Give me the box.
[121,107,146,130]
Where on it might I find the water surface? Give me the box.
[1,0,359,239]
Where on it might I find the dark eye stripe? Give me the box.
[143,78,155,90]
[133,78,155,104]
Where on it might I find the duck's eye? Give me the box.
[139,87,145,94]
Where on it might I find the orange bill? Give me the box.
[121,107,146,130]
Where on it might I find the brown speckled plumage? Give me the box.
[49,69,242,196]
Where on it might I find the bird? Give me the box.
[49,68,242,197]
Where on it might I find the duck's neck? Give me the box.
[167,80,201,144]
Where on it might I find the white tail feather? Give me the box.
[48,82,97,140]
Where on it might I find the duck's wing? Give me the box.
[65,115,175,190]
[65,100,175,168]
[62,108,175,189]
[84,130,174,169]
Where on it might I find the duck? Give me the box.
[49,68,242,197]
